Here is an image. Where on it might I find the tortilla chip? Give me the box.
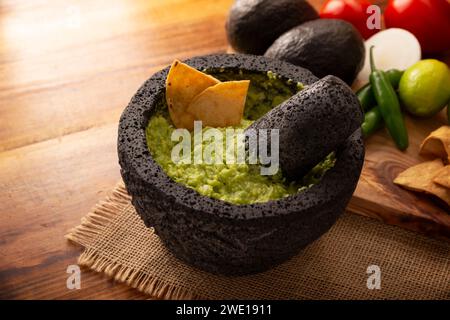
[419,126,450,162]
[433,165,450,189]
[166,60,220,130]
[394,159,450,206]
[187,80,250,128]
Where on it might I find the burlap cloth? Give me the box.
[66,182,450,299]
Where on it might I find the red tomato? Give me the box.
[384,0,450,54]
[320,0,379,39]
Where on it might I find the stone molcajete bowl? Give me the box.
[118,54,365,276]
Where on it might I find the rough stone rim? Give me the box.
[118,53,364,220]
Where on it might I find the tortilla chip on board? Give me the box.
[187,80,250,128]
[433,165,450,189]
[394,159,450,206]
[166,60,220,130]
[419,126,450,162]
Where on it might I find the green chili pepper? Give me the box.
[369,46,409,150]
[361,106,383,137]
[356,85,376,112]
[385,69,404,88]
[357,69,404,112]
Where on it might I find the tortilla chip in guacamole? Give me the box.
[187,80,250,128]
[166,60,220,130]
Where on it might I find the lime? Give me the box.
[399,59,450,117]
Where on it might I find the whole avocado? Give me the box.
[226,0,318,55]
[265,19,365,85]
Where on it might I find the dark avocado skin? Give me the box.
[247,75,363,180]
[265,19,365,85]
[226,0,318,55]
[118,54,365,276]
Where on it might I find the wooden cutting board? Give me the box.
[347,110,450,239]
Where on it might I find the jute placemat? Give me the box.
[66,182,450,299]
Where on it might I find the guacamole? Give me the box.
[146,70,335,205]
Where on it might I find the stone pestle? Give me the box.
[245,75,363,180]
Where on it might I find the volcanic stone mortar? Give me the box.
[118,54,365,276]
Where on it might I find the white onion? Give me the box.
[353,28,421,90]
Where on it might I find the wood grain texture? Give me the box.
[0,0,233,152]
[348,111,450,239]
[0,0,448,300]
[0,0,235,300]
[0,124,147,299]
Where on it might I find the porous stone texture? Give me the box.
[118,54,365,276]
[247,75,363,180]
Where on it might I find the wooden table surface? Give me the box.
[0,0,443,300]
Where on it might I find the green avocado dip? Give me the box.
[146,70,335,205]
